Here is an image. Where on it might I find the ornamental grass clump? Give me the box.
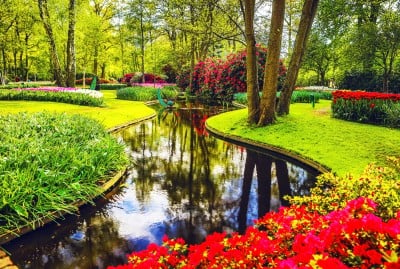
[331,90,400,127]
[116,86,177,101]
[0,88,104,106]
[0,112,128,234]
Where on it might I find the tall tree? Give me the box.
[66,0,76,87]
[375,10,400,92]
[242,0,260,124]
[258,0,285,126]
[277,0,319,116]
[37,0,66,86]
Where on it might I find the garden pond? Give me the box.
[3,102,319,268]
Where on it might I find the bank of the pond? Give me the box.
[0,90,156,129]
[206,100,400,176]
[0,90,156,246]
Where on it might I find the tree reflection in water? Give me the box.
[4,103,318,269]
[238,150,292,234]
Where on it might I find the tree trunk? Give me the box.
[37,0,66,86]
[277,0,319,116]
[243,0,260,124]
[66,0,76,87]
[140,0,145,83]
[258,0,285,126]
[93,45,98,76]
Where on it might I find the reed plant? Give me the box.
[0,112,128,234]
[117,86,177,101]
[0,89,104,106]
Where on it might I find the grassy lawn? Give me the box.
[207,100,400,176]
[0,90,155,129]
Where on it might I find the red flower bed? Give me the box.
[108,197,400,269]
[331,90,400,127]
[332,90,400,102]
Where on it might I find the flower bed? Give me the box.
[108,158,400,268]
[0,87,104,106]
[332,90,400,127]
[108,198,400,269]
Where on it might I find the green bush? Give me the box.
[289,156,400,221]
[0,89,104,107]
[0,112,128,233]
[99,84,127,90]
[291,91,321,103]
[233,90,331,105]
[117,86,177,101]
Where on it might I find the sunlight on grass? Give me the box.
[0,90,155,129]
[207,100,400,176]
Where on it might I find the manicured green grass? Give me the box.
[207,100,400,176]
[0,90,155,129]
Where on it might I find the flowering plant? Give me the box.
[332,90,400,127]
[0,88,104,106]
[13,87,103,98]
[108,197,400,269]
[186,46,286,103]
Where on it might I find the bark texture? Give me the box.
[258,0,285,126]
[277,0,319,115]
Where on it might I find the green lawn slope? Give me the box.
[206,100,400,176]
[0,90,155,129]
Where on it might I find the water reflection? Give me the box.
[4,103,318,268]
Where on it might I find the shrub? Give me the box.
[116,86,177,101]
[75,77,110,85]
[161,64,178,83]
[289,156,400,220]
[176,68,191,90]
[331,90,400,127]
[130,73,167,84]
[339,70,400,94]
[99,84,127,90]
[0,88,104,107]
[291,90,321,103]
[75,72,95,80]
[233,90,331,105]
[187,46,286,103]
[0,112,128,234]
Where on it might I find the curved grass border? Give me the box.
[206,101,400,176]
[205,122,330,175]
[0,110,156,246]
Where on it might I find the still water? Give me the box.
[4,103,318,268]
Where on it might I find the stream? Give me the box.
[4,102,319,268]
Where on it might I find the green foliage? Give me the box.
[0,89,104,107]
[289,157,400,221]
[233,91,332,105]
[332,99,400,128]
[116,87,177,101]
[0,112,128,233]
[291,91,321,103]
[99,84,127,90]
